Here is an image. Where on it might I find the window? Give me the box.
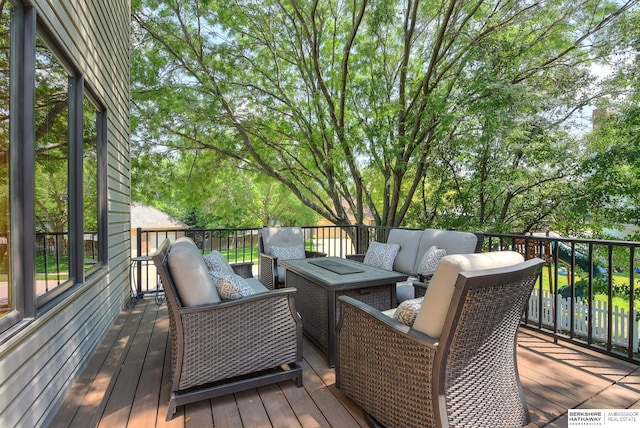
[83,94,102,274]
[0,4,108,328]
[34,33,71,303]
[0,3,11,319]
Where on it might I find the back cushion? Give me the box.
[387,229,423,274]
[412,251,524,339]
[414,229,478,274]
[168,238,221,306]
[260,227,304,255]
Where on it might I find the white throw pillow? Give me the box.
[417,245,447,274]
[216,274,255,300]
[394,297,424,327]
[271,244,306,260]
[203,251,235,279]
[363,241,401,271]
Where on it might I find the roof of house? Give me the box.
[130,202,188,229]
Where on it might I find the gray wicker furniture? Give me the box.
[280,257,408,367]
[336,257,543,428]
[152,239,303,421]
[258,227,326,289]
[347,228,484,302]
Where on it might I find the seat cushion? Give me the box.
[168,238,222,306]
[412,251,524,339]
[245,277,270,294]
[386,229,424,274]
[363,241,400,271]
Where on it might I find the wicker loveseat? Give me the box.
[348,228,483,301]
[336,252,543,427]
[152,238,303,420]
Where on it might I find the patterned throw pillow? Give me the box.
[203,251,235,279]
[363,241,401,271]
[417,246,447,274]
[394,297,424,327]
[216,274,255,300]
[271,244,306,260]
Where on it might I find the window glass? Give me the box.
[34,34,71,296]
[83,96,99,271]
[0,3,11,317]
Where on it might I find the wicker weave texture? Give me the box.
[259,254,276,290]
[337,301,437,428]
[177,296,299,390]
[289,270,329,349]
[231,262,253,279]
[338,284,391,314]
[336,259,543,428]
[289,270,393,358]
[443,274,536,427]
[155,240,301,393]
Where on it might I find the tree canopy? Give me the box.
[131,0,639,233]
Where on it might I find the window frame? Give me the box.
[0,2,109,333]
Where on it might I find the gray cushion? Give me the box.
[386,229,423,274]
[168,239,221,306]
[363,242,400,271]
[245,277,270,294]
[260,227,304,255]
[413,229,478,274]
[216,274,255,300]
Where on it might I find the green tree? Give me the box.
[131,0,638,232]
[573,8,640,236]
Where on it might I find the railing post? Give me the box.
[136,227,142,296]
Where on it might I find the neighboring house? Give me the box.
[0,1,130,427]
[131,202,188,256]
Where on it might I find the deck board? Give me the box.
[51,298,640,427]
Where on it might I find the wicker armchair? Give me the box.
[152,239,303,420]
[258,227,326,289]
[336,256,543,428]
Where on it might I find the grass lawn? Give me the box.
[537,266,640,311]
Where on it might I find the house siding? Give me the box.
[0,1,130,427]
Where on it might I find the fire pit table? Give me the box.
[280,257,408,366]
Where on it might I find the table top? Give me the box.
[280,257,408,288]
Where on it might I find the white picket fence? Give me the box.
[527,289,639,352]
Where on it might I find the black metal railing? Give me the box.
[134,225,640,364]
[34,231,100,299]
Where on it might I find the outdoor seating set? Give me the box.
[152,227,543,427]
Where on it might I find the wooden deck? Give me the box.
[51,297,640,428]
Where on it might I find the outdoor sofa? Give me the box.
[348,228,483,301]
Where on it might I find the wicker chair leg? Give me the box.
[166,395,177,422]
[363,411,384,428]
[293,363,303,387]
